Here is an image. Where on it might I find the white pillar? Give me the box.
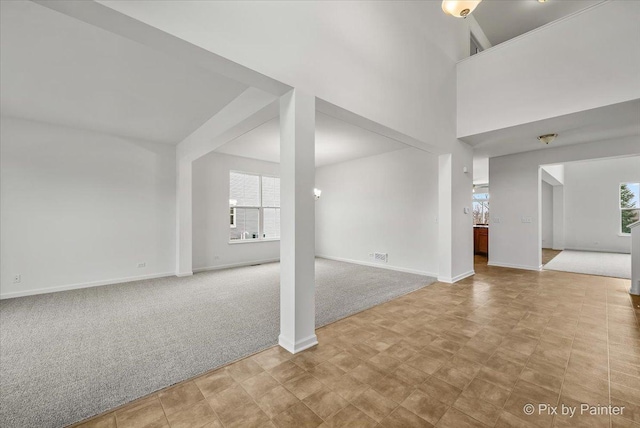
[438,140,474,283]
[176,159,193,277]
[630,221,640,295]
[279,89,317,353]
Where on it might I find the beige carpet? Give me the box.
[544,250,631,279]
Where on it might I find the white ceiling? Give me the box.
[469,99,640,184]
[466,99,640,159]
[473,0,602,46]
[215,112,410,167]
[0,0,248,144]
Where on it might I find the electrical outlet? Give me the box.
[493,217,501,224]
[521,216,533,223]
[213,256,220,261]
[13,274,21,283]
[137,262,146,268]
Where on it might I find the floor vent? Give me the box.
[374,252,388,263]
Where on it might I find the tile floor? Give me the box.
[541,249,562,266]
[72,256,639,428]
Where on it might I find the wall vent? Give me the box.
[373,252,388,263]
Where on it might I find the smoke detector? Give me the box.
[537,134,558,145]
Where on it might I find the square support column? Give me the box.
[438,140,474,283]
[176,159,193,277]
[279,89,317,353]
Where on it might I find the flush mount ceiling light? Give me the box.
[442,0,482,18]
[537,133,558,145]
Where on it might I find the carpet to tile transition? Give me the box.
[0,258,435,427]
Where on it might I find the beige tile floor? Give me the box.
[542,249,562,266]
[72,256,639,428]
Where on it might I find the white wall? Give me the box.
[489,136,640,271]
[315,148,439,276]
[552,186,565,251]
[0,117,176,298]
[439,140,474,282]
[564,156,640,254]
[457,0,640,138]
[192,152,280,271]
[541,181,553,249]
[449,141,474,280]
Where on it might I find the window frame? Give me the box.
[472,192,490,225]
[228,170,280,243]
[229,207,237,229]
[619,181,640,236]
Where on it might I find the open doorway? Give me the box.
[472,185,490,261]
[540,156,639,278]
[540,165,563,265]
[472,157,490,267]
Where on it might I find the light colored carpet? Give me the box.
[0,258,435,428]
[543,250,631,279]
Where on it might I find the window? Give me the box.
[229,171,280,241]
[229,207,236,228]
[620,182,640,234]
[473,191,489,225]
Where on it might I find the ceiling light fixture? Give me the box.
[537,133,558,145]
[441,0,482,18]
[538,0,548,3]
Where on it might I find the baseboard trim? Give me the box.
[176,272,193,277]
[278,333,318,354]
[316,254,437,278]
[563,247,631,255]
[0,271,174,300]
[438,270,475,284]
[488,261,543,271]
[193,258,280,273]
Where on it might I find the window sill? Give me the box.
[228,238,280,245]
[618,233,631,237]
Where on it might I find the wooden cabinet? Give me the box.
[474,227,488,256]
